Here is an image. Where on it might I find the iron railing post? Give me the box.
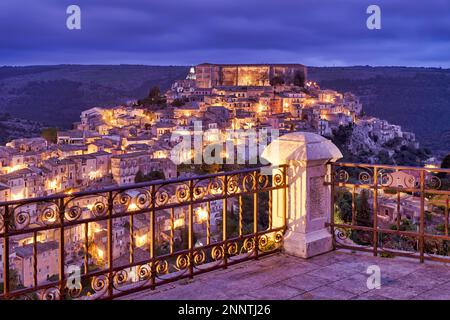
[170,207,175,254]
[33,231,37,288]
[3,205,9,299]
[330,164,336,249]
[254,171,259,260]
[373,167,378,257]
[283,165,288,232]
[222,175,228,269]
[84,222,89,275]
[129,212,134,266]
[150,185,156,287]
[58,198,66,300]
[107,191,113,298]
[206,201,211,245]
[445,196,449,236]
[188,180,194,278]
[419,171,425,263]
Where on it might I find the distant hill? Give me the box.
[308,66,450,155]
[0,65,189,128]
[0,64,448,155]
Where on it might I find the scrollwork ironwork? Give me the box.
[91,274,109,293]
[273,169,284,187]
[258,234,269,248]
[13,210,31,230]
[137,263,152,281]
[274,231,283,243]
[113,270,129,288]
[176,183,190,202]
[227,175,240,195]
[242,173,256,192]
[175,254,190,270]
[425,175,442,190]
[208,176,225,196]
[65,205,82,221]
[41,287,60,300]
[39,203,60,225]
[335,227,350,241]
[0,166,288,300]
[243,238,255,253]
[193,249,206,265]
[211,245,224,261]
[334,169,349,183]
[226,242,239,256]
[155,260,169,274]
[358,171,372,184]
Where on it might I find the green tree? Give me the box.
[176,226,198,251]
[137,86,166,107]
[335,189,352,223]
[442,154,450,169]
[270,76,285,86]
[135,170,165,183]
[293,71,306,87]
[331,124,353,152]
[41,127,58,144]
[148,86,161,99]
[135,170,145,183]
[377,150,394,165]
[356,189,371,227]
[217,211,239,238]
[199,163,221,174]
[350,189,372,245]
[172,98,186,107]
[0,269,20,292]
[289,123,296,132]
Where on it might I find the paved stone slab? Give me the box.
[121,251,450,300]
[280,274,331,292]
[352,291,392,300]
[328,273,371,295]
[414,284,450,300]
[300,285,356,300]
[247,283,305,300]
[306,264,360,281]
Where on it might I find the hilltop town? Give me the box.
[0,64,430,288]
[0,63,426,202]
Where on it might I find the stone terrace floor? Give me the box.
[123,250,450,300]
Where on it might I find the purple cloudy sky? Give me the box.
[1,0,449,66]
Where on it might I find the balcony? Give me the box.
[122,251,450,300]
[0,132,449,300]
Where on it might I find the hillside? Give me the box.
[0,65,448,155]
[308,66,450,155]
[0,65,189,128]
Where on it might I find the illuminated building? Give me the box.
[195,63,307,88]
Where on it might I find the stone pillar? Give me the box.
[262,132,342,258]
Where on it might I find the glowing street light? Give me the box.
[48,180,58,190]
[97,248,104,260]
[128,202,138,211]
[196,207,208,223]
[136,234,147,247]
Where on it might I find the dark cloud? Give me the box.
[0,0,449,66]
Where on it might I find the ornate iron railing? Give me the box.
[0,165,287,300]
[328,162,450,262]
